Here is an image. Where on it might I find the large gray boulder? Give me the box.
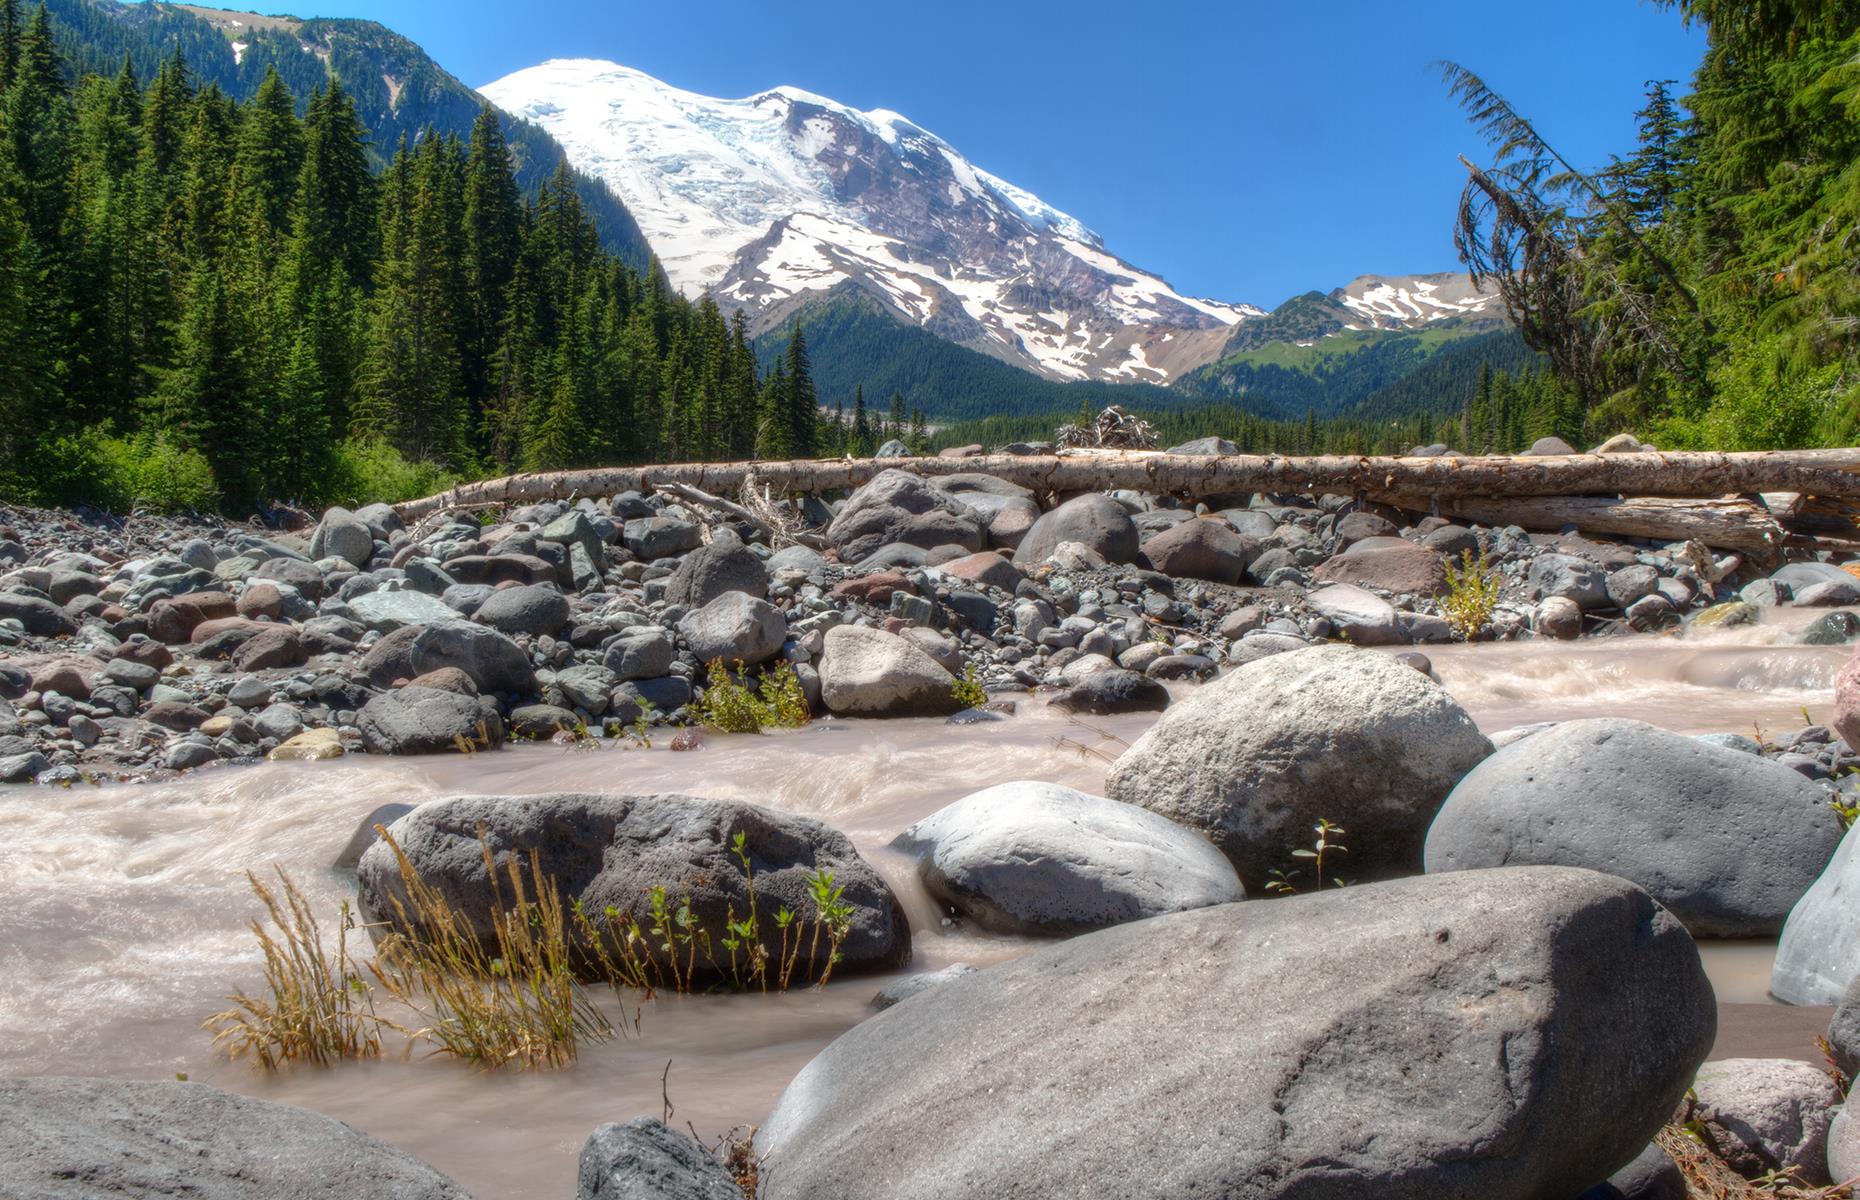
[1691,1058,1839,1184]
[0,592,78,637]
[1138,519,1256,583]
[578,1117,741,1200]
[358,686,505,755]
[1426,718,1843,938]
[0,1076,467,1199]
[1306,582,1404,646]
[358,793,910,981]
[826,470,985,563]
[1529,553,1609,610]
[1828,974,1860,1077]
[349,589,460,634]
[1313,537,1449,597]
[663,537,769,608]
[472,584,570,637]
[602,627,676,681]
[1105,644,1492,888]
[409,619,536,695]
[677,592,786,666]
[817,625,959,717]
[1773,822,1860,1004]
[310,506,375,569]
[895,781,1243,934]
[1013,494,1140,567]
[754,867,1715,1200]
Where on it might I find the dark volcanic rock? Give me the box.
[358,793,910,980]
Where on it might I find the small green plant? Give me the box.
[1439,549,1501,642]
[1265,819,1350,894]
[950,663,987,709]
[693,660,810,733]
[1833,794,1858,830]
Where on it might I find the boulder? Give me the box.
[663,538,769,608]
[578,1117,742,1200]
[248,556,326,601]
[936,551,1023,593]
[0,1075,467,1199]
[1576,1144,1686,1200]
[348,589,459,634]
[1106,644,1491,888]
[826,470,985,563]
[357,793,910,980]
[1691,1058,1839,1184]
[1835,649,1860,758]
[622,516,703,561]
[896,782,1244,934]
[1306,582,1404,646]
[818,625,959,717]
[1829,975,1860,1078]
[269,728,345,762]
[1529,553,1609,610]
[1772,822,1860,1004]
[1049,668,1169,715]
[1313,537,1448,597]
[1139,519,1257,583]
[1426,718,1843,938]
[408,620,536,695]
[0,592,78,637]
[309,507,375,569]
[473,584,570,637]
[677,592,786,667]
[357,686,505,756]
[1535,595,1584,639]
[1012,495,1139,567]
[603,627,677,681]
[754,867,1715,1200]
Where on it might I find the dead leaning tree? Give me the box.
[393,448,1860,556]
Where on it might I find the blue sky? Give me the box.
[239,1,1705,308]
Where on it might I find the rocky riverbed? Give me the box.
[9,467,1860,1197]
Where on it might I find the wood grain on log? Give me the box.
[1372,493,1787,555]
[393,448,1860,524]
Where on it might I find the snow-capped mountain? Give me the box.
[481,59,1261,383]
[1332,272,1503,331]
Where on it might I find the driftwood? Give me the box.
[653,480,829,551]
[1374,493,1787,555]
[393,448,1860,524]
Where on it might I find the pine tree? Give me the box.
[461,105,521,430]
[0,0,21,92]
[851,383,870,456]
[1627,80,1684,226]
[889,390,907,443]
[783,322,818,457]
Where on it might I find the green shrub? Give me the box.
[951,663,987,709]
[326,437,461,507]
[19,430,219,514]
[694,660,811,733]
[1439,549,1501,642]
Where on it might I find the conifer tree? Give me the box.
[0,0,21,92]
[783,322,818,457]
[461,105,521,428]
[851,383,870,456]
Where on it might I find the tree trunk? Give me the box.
[1373,493,1787,555]
[392,448,1860,524]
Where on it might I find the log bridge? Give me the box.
[395,448,1860,558]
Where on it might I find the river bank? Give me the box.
[1,618,1848,1198]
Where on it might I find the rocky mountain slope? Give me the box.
[481,59,1261,384]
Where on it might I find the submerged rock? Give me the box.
[357,793,910,981]
[754,867,1715,1200]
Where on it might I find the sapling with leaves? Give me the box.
[1265,819,1350,894]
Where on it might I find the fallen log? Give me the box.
[1373,493,1788,556]
[393,448,1860,523]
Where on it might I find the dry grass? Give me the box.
[204,869,385,1069]
[366,829,625,1069]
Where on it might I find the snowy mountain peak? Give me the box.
[482,57,1254,382]
[1331,272,1503,331]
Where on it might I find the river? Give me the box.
[0,616,1849,1197]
